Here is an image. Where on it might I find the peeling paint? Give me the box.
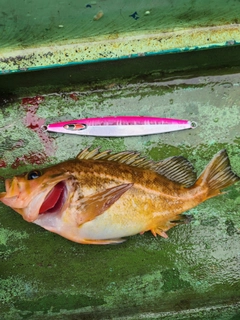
[1,24,240,73]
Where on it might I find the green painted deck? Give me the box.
[0,66,240,319]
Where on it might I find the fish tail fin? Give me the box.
[195,149,239,199]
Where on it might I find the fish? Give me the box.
[0,148,239,245]
[46,116,197,137]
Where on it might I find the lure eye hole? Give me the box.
[27,170,42,180]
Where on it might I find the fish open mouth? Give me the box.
[39,181,66,214]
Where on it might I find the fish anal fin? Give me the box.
[76,183,133,225]
[150,228,168,239]
[150,214,192,239]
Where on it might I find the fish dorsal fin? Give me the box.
[155,156,197,187]
[76,147,196,187]
[77,147,155,167]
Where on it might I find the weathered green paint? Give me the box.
[0,66,240,319]
[1,0,240,73]
[1,0,240,49]
[1,45,240,95]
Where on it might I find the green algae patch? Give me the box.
[0,277,39,305]
[0,227,29,259]
[0,228,29,246]
[161,269,191,292]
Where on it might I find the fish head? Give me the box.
[0,165,73,222]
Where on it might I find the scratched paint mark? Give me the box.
[129,12,139,20]
[21,96,56,160]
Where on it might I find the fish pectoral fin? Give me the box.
[80,238,126,245]
[76,183,133,225]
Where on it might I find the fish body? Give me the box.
[0,148,239,244]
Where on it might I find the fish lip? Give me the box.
[38,181,67,215]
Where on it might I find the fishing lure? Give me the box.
[46,116,197,137]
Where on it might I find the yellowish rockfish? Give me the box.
[0,148,239,244]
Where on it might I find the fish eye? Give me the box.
[27,170,42,180]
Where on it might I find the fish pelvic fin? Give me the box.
[196,149,240,198]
